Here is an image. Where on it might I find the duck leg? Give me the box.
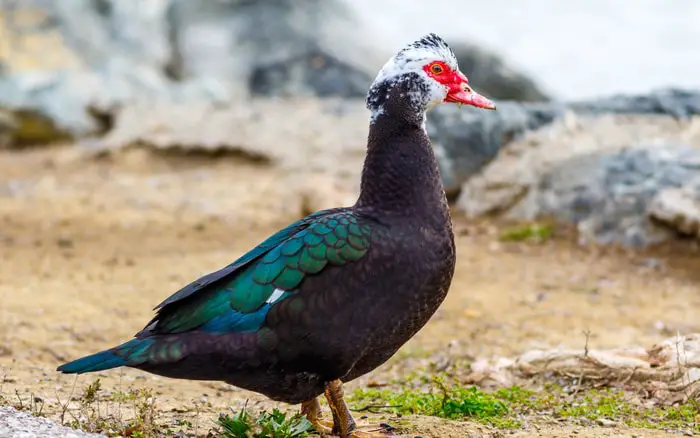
[324,379,395,438]
[300,398,334,435]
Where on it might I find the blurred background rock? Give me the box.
[1,0,699,248]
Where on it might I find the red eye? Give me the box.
[430,63,444,75]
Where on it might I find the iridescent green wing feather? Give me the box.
[144,209,372,335]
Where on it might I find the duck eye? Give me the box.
[430,63,443,74]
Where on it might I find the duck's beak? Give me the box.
[445,74,496,110]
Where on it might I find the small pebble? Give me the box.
[379,422,396,431]
[595,418,618,427]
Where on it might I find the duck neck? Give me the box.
[355,109,449,225]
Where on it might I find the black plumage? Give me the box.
[57,33,496,437]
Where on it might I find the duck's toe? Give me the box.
[307,416,337,437]
[301,398,335,435]
[312,419,335,436]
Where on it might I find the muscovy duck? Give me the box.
[57,33,495,438]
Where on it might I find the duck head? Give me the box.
[366,33,496,122]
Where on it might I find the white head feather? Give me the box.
[366,33,460,121]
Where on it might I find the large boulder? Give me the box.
[455,111,700,247]
[87,98,369,174]
[0,0,384,146]
[428,102,564,196]
[0,63,230,144]
[649,176,700,239]
[431,89,700,199]
[0,0,230,145]
[0,0,555,148]
[534,145,700,247]
[570,88,700,119]
[166,0,382,98]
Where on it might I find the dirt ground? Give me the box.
[2,145,700,437]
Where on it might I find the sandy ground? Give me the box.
[1,145,700,437]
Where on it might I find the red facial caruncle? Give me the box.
[422,61,496,110]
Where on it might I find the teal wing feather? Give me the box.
[140,208,373,336]
[58,208,373,374]
[152,213,324,310]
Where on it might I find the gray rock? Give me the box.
[537,145,700,247]
[0,0,233,145]
[428,102,565,196]
[249,49,373,98]
[9,0,381,100]
[0,406,105,438]
[456,113,700,247]
[451,42,550,102]
[166,0,382,98]
[0,0,386,146]
[31,0,549,101]
[46,0,172,71]
[0,0,561,149]
[649,176,700,238]
[572,88,700,119]
[432,89,700,197]
[0,62,231,143]
[89,98,369,172]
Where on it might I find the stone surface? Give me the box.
[0,1,231,144]
[456,113,700,247]
[0,406,104,438]
[0,0,553,149]
[4,2,700,248]
[0,0,380,145]
[249,49,373,98]
[0,62,231,142]
[87,98,369,182]
[451,41,550,103]
[0,2,85,74]
[649,176,700,238]
[572,88,700,119]
[428,102,564,196]
[47,0,172,70]
[432,89,700,197]
[161,0,382,98]
[537,145,700,247]
[6,1,550,102]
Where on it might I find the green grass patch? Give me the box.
[554,388,700,431]
[217,406,314,438]
[499,223,554,243]
[350,376,531,428]
[350,377,700,432]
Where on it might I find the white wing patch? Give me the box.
[266,288,286,304]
